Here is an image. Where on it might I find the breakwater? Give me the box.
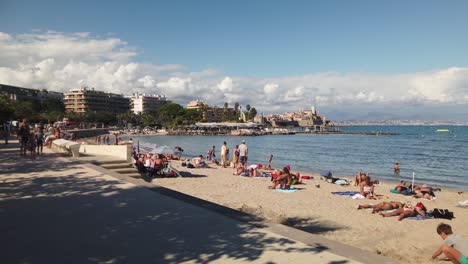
[65,128,109,139]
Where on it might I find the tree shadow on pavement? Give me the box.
[1,165,331,264]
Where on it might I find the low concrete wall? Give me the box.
[65,128,109,139]
[79,144,132,161]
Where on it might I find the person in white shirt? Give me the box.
[221,141,228,168]
[238,140,248,166]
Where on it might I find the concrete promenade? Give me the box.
[0,141,397,264]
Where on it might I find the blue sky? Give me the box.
[1,0,468,120]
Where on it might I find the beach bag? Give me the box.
[181,162,187,167]
[432,208,455,220]
[187,163,195,168]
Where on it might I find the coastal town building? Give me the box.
[186,99,205,110]
[264,106,328,128]
[0,83,64,103]
[130,93,169,114]
[64,87,129,114]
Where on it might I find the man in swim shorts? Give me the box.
[432,223,468,264]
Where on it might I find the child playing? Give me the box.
[432,223,468,264]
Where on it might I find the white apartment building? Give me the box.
[130,93,168,114]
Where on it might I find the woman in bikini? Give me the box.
[380,202,427,221]
[357,201,404,213]
[359,176,375,198]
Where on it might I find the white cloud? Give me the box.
[217,77,233,92]
[0,31,467,120]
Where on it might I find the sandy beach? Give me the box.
[154,161,468,264]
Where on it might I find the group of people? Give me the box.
[16,119,62,159]
[131,150,168,181]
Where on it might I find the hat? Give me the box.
[241,140,245,143]
[285,165,291,171]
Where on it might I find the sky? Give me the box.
[1,0,468,121]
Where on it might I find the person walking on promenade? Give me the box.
[239,140,248,166]
[432,223,468,264]
[18,119,29,156]
[221,141,228,168]
[35,127,44,155]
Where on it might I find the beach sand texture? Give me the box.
[156,161,468,264]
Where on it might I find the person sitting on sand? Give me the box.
[233,162,246,175]
[193,155,209,168]
[353,171,368,186]
[394,181,410,193]
[359,176,375,198]
[269,166,292,189]
[379,202,426,221]
[432,223,468,264]
[357,201,404,214]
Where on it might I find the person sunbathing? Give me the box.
[380,202,427,221]
[412,185,437,200]
[269,166,292,189]
[357,201,404,213]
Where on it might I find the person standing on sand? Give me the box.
[221,141,228,167]
[432,223,468,264]
[266,154,273,170]
[233,145,239,169]
[239,140,248,166]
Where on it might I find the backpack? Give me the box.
[432,208,455,220]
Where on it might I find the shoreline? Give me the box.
[153,160,468,264]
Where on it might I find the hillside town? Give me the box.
[0,83,331,133]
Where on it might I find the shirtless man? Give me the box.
[357,201,404,214]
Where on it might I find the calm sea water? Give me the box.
[128,126,468,190]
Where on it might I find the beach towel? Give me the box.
[275,188,298,193]
[458,200,468,207]
[334,179,349,186]
[407,214,434,220]
[390,189,412,195]
[331,191,360,198]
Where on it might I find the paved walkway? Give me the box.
[0,141,397,264]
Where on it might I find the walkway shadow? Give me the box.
[1,163,328,264]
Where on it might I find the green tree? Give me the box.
[42,98,65,113]
[248,107,257,120]
[0,96,14,122]
[13,101,37,121]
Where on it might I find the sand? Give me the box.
[153,161,468,264]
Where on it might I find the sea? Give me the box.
[127,126,468,190]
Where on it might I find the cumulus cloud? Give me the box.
[0,31,467,120]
